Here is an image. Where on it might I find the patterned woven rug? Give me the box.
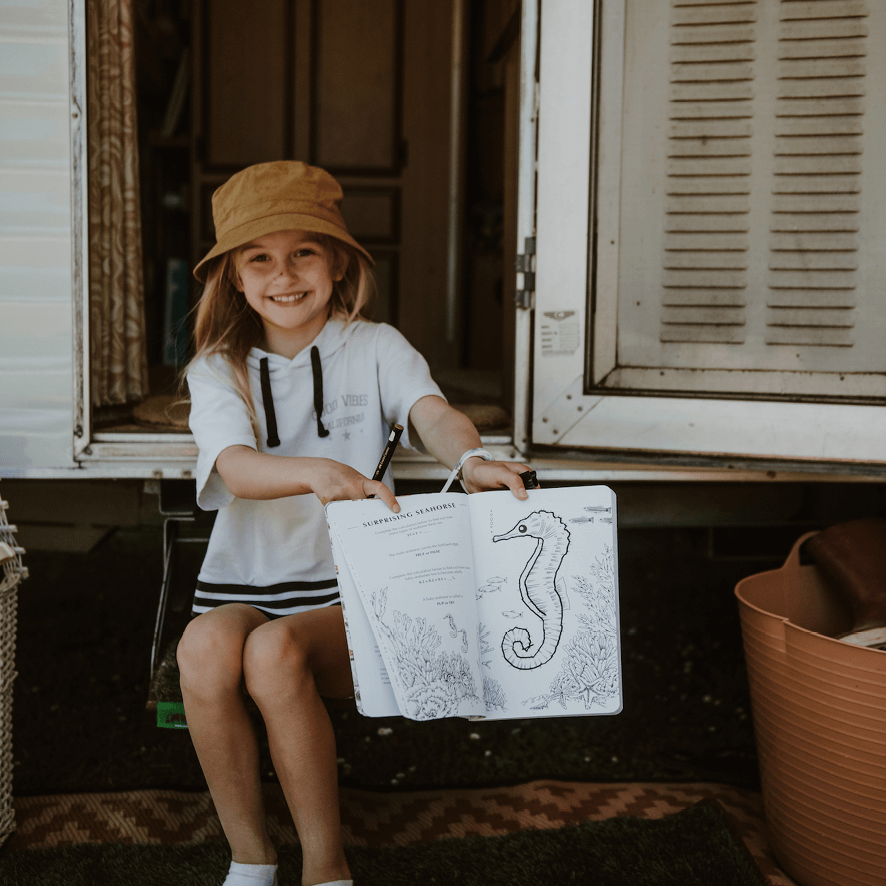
[7,781,796,885]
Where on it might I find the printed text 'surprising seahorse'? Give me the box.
[494,510,570,669]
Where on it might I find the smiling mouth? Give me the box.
[269,293,307,303]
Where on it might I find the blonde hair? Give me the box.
[182,234,376,440]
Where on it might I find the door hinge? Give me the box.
[515,236,536,310]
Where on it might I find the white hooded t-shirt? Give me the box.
[186,319,444,618]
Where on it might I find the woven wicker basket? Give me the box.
[0,486,26,846]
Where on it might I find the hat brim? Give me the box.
[193,212,374,282]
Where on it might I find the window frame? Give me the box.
[529,0,886,473]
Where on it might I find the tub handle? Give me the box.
[781,530,819,572]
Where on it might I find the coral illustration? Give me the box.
[370,587,479,720]
[524,544,619,711]
[483,675,507,711]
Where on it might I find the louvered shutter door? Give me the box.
[596,0,884,400]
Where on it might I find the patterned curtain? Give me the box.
[87,0,149,406]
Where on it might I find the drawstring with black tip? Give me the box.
[259,357,281,448]
[311,345,330,437]
[259,349,329,445]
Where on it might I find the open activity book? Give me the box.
[326,485,622,721]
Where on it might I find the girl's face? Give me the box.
[235,229,343,358]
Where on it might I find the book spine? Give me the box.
[327,517,367,716]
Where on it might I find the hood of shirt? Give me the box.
[245,318,355,375]
[245,318,361,445]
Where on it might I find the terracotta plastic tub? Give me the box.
[735,533,886,886]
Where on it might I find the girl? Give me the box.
[177,161,532,886]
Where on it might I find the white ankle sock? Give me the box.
[222,860,278,886]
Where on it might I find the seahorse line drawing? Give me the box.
[494,510,571,670]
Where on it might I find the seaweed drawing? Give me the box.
[494,510,571,670]
[524,544,619,711]
[370,587,479,720]
[483,675,507,711]
[478,623,492,656]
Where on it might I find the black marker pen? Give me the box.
[372,424,403,482]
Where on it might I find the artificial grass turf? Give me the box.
[12,523,765,795]
[0,800,767,886]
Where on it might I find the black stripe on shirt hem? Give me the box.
[191,596,342,621]
[206,591,341,609]
[196,578,338,595]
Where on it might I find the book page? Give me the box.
[328,520,400,717]
[326,494,486,721]
[467,485,622,720]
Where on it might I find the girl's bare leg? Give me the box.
[243,606,354,886]
[177,603,276,865]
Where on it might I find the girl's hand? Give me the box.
[406,396,535,501]
[214,446,400,510]
[461,458,534,500]
[310,458,400,512]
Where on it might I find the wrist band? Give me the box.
[440,448,494,493]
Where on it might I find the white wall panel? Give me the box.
[0,169,69,232]
[0,0,74,474]
[0,0,66,38]
[0,238,69,301]
[0,102,70,165]
[0,407,72,475]
[0,41,67,100]
[0,301,70,361]
[0,369,70,409]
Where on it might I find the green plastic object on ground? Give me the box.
[157,701,188,729]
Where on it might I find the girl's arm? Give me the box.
[215,446,401,511]
[408,395,531,499]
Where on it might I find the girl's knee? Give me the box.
[177,608,252,693]
[242,621,311,703]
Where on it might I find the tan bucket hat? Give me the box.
[194,161,373,282]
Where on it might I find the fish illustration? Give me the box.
[502,610,524,619]
[477,575,508,596]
